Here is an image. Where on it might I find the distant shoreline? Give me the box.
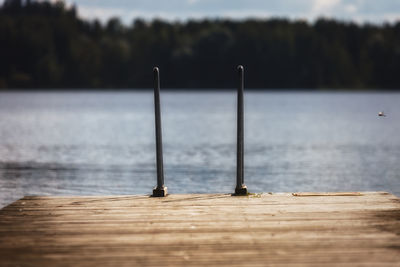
[1,1,399,90]
[1,88,399,92]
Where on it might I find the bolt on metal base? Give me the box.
[234,185,248,196]
[152,186,168,197]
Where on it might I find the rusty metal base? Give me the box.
[234,185,248,196]
[152,186,168,197]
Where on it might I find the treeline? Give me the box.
[1,0,400,89]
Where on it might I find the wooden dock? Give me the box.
[1,192,399,266]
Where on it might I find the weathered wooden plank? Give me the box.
[292,192,363,196]
[0,192,399,266]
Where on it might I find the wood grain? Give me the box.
[1,192,399,266]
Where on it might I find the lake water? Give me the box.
[0,91,399,207]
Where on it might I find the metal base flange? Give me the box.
[234,185,248,196]
[152,186,168,197]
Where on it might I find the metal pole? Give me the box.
[235,65,248,195]
[152,67,167,197]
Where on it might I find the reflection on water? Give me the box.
[0,91,399,207]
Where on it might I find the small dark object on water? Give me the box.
[378,111,386,117]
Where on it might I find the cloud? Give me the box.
[78,6,126,22]
[187,0,199,5]
[76,0,400,24]
[1,0,399,24]
[344,4,357,14]
[311,0,342,14]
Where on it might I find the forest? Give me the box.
[1,0,399,89]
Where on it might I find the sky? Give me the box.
[4,0,400,24]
